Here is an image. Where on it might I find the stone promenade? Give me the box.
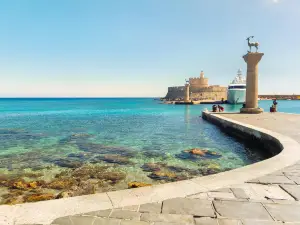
[25,113,300,225]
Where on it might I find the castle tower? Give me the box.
[184,83,190,102]
[200,70,204,78]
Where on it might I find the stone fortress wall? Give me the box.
[165,71,227,100]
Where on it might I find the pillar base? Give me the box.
[240,108,264,114]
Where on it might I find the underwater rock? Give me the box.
[148,171,177,181]
[1,189,24,204]
[128,182,152,188]
[23,193,55,202]
[70,180,96,196]
[142,151,168,159]
[166,165,200,176]
[76,143,135,157]
[23,172,43,178]
[176,149,222,161]
[141,163,166,172]
[95,154,133,165]
[198,162,222,176]
[46,178,77,190]
[53,158,83,168]
[59,133,94,145]
[71,165,110,180]
[11,180,43,190]
[97,171,126,184]
[67,152,91,159]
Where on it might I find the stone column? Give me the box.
[184,84,190,102]
[240,52,264,114]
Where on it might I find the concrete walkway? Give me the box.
[21,113,300,225]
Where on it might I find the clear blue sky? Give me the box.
[0,0,299,97]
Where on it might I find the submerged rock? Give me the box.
[59,133,94,144]
[148,171,177,181]
[128,182,152,188]
[166,165,199,176]
[76,143,135,157]
[95,154,133,165]
[97,171,126,184]
[46,178,77,190]
[142,151,168,159]
[23,193,55,202]
[176,148,222,161]
[53,158,83,168]
[141,163,166,172]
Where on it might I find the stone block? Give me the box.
[286,176,300,185]
[265,203,300,222]
[153,222,188,225]
[69,216,96,225]
[249,184,294,200]
[211,188,232,193]
[213,200,272,220]
[187,192,209,199]
[231,188,249,199]
[51,216,72,225]
[122,205,139,211]
[217,219,243,225]
[280,184,300,200]
[162,198,214,217]
[257,175,295,184]
[139,202,162,213]
[82,209,112,217]
[120,220,150,225]
[195,217,218,225]
[93,218,121,225]
[140,213,194,224]
[110,210,141,220]
[207,192,236,200]
[242,220,283,225]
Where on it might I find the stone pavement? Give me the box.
[25,113,300,225]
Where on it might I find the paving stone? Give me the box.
[231,188,249,199]
[187,192,209,199]
[110,210,141,220]
[286,176,300,185]
[213,200,272,220]
[122,205,139,211]
[120,220,150,225]
[139,202,162,213]
[207,192,236,200]
[249,184,294,200]
[280,184,300,200]
[194,217,218,225]
[51,216,72,225]
[257,175,295,185]
[242,220,283,225]
[69,216,96,225]
[265,203,300,222]
[140,213,194,224]
[153,222,187,225]
[93,218,121,225]
[82,209,112,217]
[217,219,243,225]
[162,198,214,217]
[211,188,232,193]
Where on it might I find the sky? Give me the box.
[0,0,299,97]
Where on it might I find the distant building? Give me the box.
[165,71,227,101]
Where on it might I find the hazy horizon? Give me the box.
[0,0,299,97]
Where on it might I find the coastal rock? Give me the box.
[56,191,71,199]
[24,193,55,202]
[176,148,222,161]
[46,178,77,190]
[95,154,133,165]
[166,165,200,176]
[148,171,177,181]
[141,163,166,172]
[128,181,152,188]
[53,158,83,168]
[59,133,93,144]
[97,171,126,184]
[142,151,168,159]
[71,165,110,180]
[77,143,135,157]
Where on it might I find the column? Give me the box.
[240,52,264,114]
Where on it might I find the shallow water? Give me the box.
[0,98,299,204]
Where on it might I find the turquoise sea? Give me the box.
[0,98,299,204]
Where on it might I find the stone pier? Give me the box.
[240,52,264,114]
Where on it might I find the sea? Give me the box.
[0,98,299,204]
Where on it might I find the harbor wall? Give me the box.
[202,112,282,156]
[259,95,300,100]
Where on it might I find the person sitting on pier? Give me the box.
[212,105,218,112]
[218,105,224,112]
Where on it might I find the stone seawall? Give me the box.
[202,112,283,156]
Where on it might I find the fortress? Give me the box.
[165,71,227,101]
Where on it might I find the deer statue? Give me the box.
[246,36,259,52]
